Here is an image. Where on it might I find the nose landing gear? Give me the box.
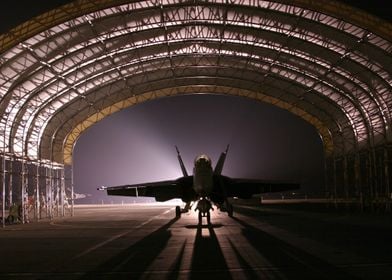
[198,210,211,224]
[195,197,213,225]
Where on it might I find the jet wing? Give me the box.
[101,180,182,202]
[100,176,195,202]
[225,178,300,199]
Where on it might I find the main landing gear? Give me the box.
[195,197,213,225]
[227,203,233,217]
[175,206,181,218]
[175,201,192,218]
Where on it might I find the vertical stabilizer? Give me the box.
[175,146,188,177]
[214,145,230,175]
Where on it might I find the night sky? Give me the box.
[73,95,325,203]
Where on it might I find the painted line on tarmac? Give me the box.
[72,207,174,259]
[49,220,76,227]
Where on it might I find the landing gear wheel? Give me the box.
[175,206,181,218]
[227,204,233,217]
[198,212,202,225]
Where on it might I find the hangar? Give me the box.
[0,0,391,224]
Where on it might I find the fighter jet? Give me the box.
[98,146,299,223]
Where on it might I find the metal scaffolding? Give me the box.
[0,0,392,223]
[0,155,71,226]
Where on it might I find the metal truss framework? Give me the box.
[0,0,392,222]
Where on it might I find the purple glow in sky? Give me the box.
[73,95,324,203]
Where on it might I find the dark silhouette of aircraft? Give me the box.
[99,146,299,223]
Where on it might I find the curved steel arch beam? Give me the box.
[11,20,386,160]
[0,0,390,163]
[36,55,359,156]
[0,0,391,55]
[6,39,382,160]
[41,58,360,164]
[36,56,356,155]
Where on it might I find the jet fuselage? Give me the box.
[193,154,213,197]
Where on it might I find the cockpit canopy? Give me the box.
[194,154,212,166]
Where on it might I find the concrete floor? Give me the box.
[0,204,391,279]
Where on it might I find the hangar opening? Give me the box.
[72,94,325,204]
[0,0,391,225]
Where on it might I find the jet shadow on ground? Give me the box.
[189,224,232,280]
[79,217,179,279]
[79,210,359,279]
[78,219,232,279]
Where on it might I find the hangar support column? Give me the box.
[385,145,392,211]
[60,168,65,217]
[54,168,59,217]
[71,165,74,216]
[46,166,52,219]
[34,162,40,221]
[1,154,5,228]
[343,155,349,200]
[21,159,26,224]
[354,152,362,210]
[7,158,13,208]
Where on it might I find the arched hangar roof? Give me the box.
[0,0,391,165]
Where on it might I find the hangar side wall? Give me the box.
[324,144,392,211]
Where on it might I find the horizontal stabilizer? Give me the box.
[99,177,195,202]
[106,185,140,197]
